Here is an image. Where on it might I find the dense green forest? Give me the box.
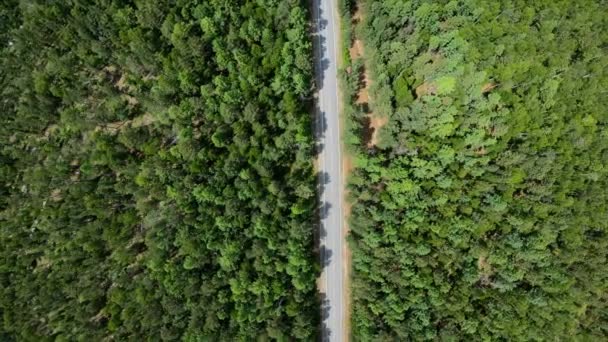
[343,0,608,340]
[0,0,319,340]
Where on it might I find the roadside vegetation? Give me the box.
[344,0,608,340]
[0,0,318,340]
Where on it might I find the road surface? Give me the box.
[312,0,344,341]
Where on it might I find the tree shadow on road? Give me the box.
[318,292,332,342]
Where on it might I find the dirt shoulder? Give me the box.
[340,2,388,338]
[350,5,387,149]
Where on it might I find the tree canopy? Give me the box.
[344,0,608,340]
[0,0,318,340]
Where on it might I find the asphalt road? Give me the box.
[312,0,344,341]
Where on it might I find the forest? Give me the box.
[3,0,608,340]
[0,0,319,340]
[343,0,608,340]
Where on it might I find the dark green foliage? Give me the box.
[0,0,317,340]
[347,0,608,340]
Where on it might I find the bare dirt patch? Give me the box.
[131,113,155,128]
[481,82,497,94]
[34,256,52,273]
[124,94,139,107]
[415,81,437,98]
[50,189,63,202]
[349,39,364,60]
[368,115,388,147]
[95,113,155,134]
[116,74,129,91]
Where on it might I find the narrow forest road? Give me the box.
[312,0,345,341]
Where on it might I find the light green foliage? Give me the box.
[0,0,318,340]
[435,76,457,95]
[347,0,608,340]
